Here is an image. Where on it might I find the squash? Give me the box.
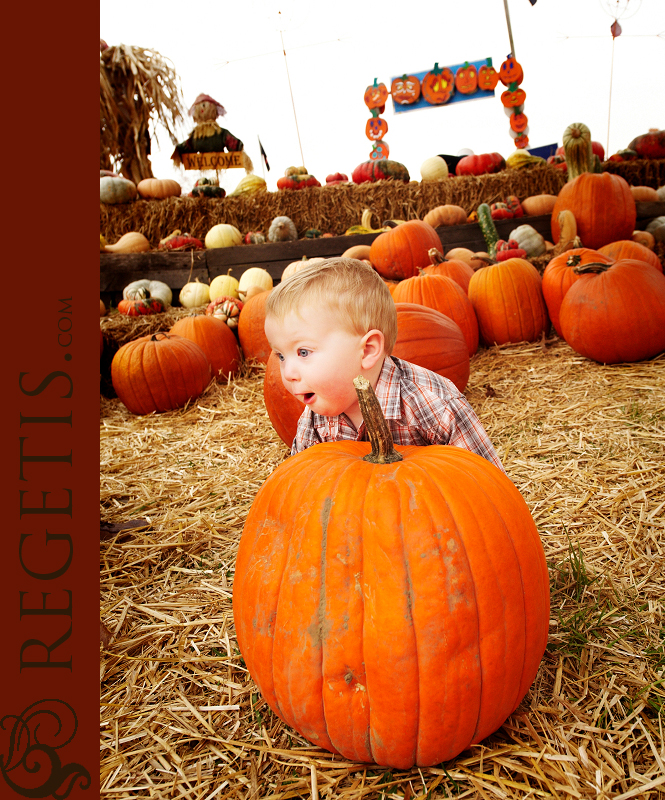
[477,204,500,259]
[369,220,442,280]
[209,270,240,301]
[179,279,210,308]
[468,258,550,346]
[238,267,273,301]
[205,296,244,328]
[229,174,267,196]
[233,376,549,769]
[561,122,593,181]
[117,297,165,316]
[205,223,243,249]
[422,205,467,228]
[136,178,181,199]
[509,224,546,257]
[521,194,558,216]
[158,230,204,251]
[341,245,371,261]
[630,186,659,202]
[560,258,665,363]
[282,256,326,281]
[100,176,137,204]
[104,232,150,254]
[632,230,655,250]
[351,160,410,184]
[123,279,172,307]
[420,156,449,181]
[170,315,241,380]
[111,333,211,415]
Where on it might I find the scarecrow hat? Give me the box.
[188,94,226,118]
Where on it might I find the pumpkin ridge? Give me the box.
[139,338,162,413]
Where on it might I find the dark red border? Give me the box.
[3,4,100,797]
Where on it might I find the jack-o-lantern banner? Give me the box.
[390,57,497,114]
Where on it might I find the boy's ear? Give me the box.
[361,329,385,369]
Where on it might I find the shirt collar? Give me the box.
[311,356,403,431]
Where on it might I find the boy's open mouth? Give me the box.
[302,392,315,403]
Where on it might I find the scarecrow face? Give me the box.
[192,101,218,123]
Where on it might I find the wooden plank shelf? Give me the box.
[101,214,554,305]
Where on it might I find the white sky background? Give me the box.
[100,0,665,196]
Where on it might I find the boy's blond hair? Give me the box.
[265,257,397,353]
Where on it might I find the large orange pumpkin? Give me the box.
[263,351,303,446]
[559,259,665,363]
[597,240,662,273]
[550,173,636,251]
[392,303,470,391]
[170,314,241,380]
[111,333,211,415]
[238,290,272,364]
[542,248,613,338]
[392,274,479,356]
[369,220,442,280]
[233,378,549,769]
[468,258,550,346]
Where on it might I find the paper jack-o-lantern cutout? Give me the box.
[455,62,478,95]
[478,58,499,91]
[501,86,527,108]
[510,111,528,133]
[514,134,529,149]
[364,79,389,111]
[370,140,390,160]
[366,117,388,141]
[421,63,455,105]
[499,55,523,86]
[391,74,421,105]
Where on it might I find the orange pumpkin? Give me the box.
[542,248,613,337]
[370,140,390,160]
[514,134,529,149]
[365,116,388,141]
[468,258,550,346]
[170,315,241,381]
[263,351,303,446]
[423,249,474,294]
[369,220,442,280]
[521,194,558,216]
[111,333,211,415]
[233,376,549,768]
[421,63,455,104]
[136,178,181,199]
[455,62,478,94]
[390,74,421,105]
[501,87,526,108]
[478,59,500,91]
[560,259,665,364]
[551,173,636,251]
[510,112,528,133]
[237,290,272,364]
[422,204,468,227]
[499,55,523,86]
[597,240,662,273]
[364,80,389,111]
[392,273,479,356]
[629,186,659,202]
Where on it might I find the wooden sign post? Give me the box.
[181,152,245,170]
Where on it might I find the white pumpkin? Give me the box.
[646,216,665,234]
[179,279,210,308]
[509,224,546,257]
[209,270,240,301]
[420,156,449,181]
[123,279,172,307]
[237,267,273,300]
[205,224,243,249]
[656,185,665,202]
[282,256,325,281]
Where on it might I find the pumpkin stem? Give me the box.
[428,247,445,265]
[353,376,403,464]
[572,261,612,275]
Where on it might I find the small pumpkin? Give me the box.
[237,290,272,364]
[158,230,204,251]
[104,232,151,254]
[421,63,455,105]
[423,205,467,227]
[136,178,181,199]
[205,224,243,249]
[390,74,421,105]
[205,296,244,328]
[369,220,442,280]
[352,160,410,184]
[631,230,655,250]
[179,279,210,308]
[630,186,660,202]
[456,153,506,176]
[117,297,166,316]
[111,333,211,415]
[282,256,326,281]
[325,172,349,186]
[509,224,546,257]
[627,129,665,159]
[244,231,266,245]
[238,267,273,301]
[423,248,474,294]
[123,279,172,307]
[100,176,137,204]
[170,314,241,380]
[420,156,449,181]
[521,194,558,216]
[276,173,321,190]
[209,270,240,301]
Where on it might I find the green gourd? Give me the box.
[478,203,500,260]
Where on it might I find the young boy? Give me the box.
[264,257,505,472]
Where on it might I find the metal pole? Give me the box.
[503,0,516,57]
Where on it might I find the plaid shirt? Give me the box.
[290,356,505,472]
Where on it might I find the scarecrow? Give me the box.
[171,94,252,170]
